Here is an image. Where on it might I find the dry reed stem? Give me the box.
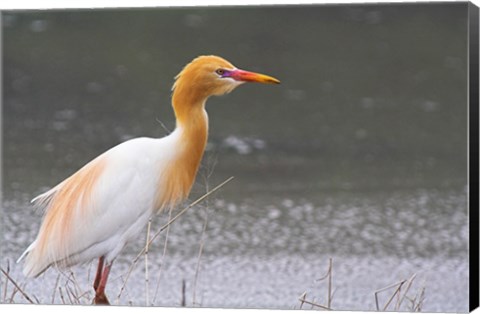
[374,273,424,312]
[327,258,332,309]
[54,269,87,304]
[9,286,19,304]
[193,208,208,306]
[193,172,213,306]
[68,270,83,302]
[51,273,61,303]
[65,284,76,304]
[374,279,404,311]
[396,273,417,310]
[314,257,334,309]
[151,206,174,304]
[414,287,426,311]
[155,117,172,134]
[383,280,405,311]
[299,291,307,310]
[181,279,186,307]
[299,258,334,311]
[406,285,426,312]
[0,266,35,304]
[2,280,7,303]
[2,261,10,302]
[145,218,152,306]
[298,294,332,310]
[58,287,66,304]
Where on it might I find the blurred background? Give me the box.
[2,3,469,311]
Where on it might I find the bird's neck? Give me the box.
[175,104,209,161]
[154,89,209,211]
[172,88,209,153]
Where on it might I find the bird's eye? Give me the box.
[215,69,225,76]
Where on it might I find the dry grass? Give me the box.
[1,261,35,304]
[192,167,217,307]
[298,257,334,310]
[2,254,429,311]
[2,176,430,311]
[374,272,426,312]
[144,217,152,306]
[298,258,426,312]
[1,262,93,305]
[2,176,234,306]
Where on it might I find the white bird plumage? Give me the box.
[20,135,178,275]
[17,55,280,304]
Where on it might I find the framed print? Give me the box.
[1,1,479,312]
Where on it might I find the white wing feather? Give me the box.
[19,134,180,277]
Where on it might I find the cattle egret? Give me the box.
[17,55,280,305]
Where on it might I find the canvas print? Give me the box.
[1,2,477,312]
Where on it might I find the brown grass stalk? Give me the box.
[0,266,35,304]
[58,286,66,304]
[327,258,332,309]
[192,173,212,306]
[298,293,332,310]
[145,218,152,306]
[374,273,425,312]
[151,206,174,305]
[395,273,417,310]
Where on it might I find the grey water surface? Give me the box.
[1,3,469,312]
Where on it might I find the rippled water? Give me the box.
[1,3,470,312]
[2,186,469,311]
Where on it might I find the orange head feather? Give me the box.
[171,55,280,125]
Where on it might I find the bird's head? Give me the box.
[172,55,280,99]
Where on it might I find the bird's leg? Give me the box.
[93,256,105,291]
[93,260,112,305]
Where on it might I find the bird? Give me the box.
[17,55,280,305]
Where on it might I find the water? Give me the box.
[1,3,469,312]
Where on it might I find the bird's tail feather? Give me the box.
[16,240,49,278]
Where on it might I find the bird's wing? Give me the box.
[20,138,162,277]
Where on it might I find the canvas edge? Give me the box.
[469,1,480,312]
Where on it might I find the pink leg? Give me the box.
[93,259,112,305]
[93,256,104,291]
